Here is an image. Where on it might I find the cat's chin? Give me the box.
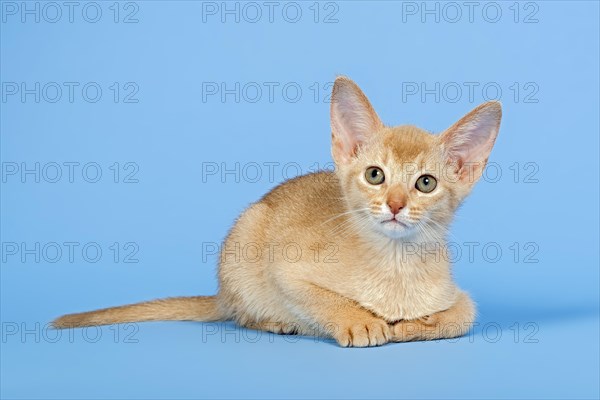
[375,220,419,240]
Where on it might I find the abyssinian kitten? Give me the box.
[53,77,502,347]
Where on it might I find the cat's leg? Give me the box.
[391,291,475,342]
[274,277,391,347]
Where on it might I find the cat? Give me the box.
[53,76,502,347]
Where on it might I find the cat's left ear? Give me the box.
[440,101,502,185]
[330,77,383,164]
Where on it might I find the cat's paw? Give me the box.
[391,315,468,342]
[388,315,437,342]
[334,319,391,347]
[391,320,427,342]
[418,314,439,326]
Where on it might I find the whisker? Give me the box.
[340,215,373,240]
[333,213,370,238]
[329,213,369,237]
[420,214,459,242]
[320,208,370,227]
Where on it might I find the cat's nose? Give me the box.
[387,198,405,215]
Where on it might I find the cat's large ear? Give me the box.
[440,101,502,185]
[330,77,383,164]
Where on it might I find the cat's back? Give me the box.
[260,171,342,235]
[260,171,341,216]
[225,171,342,245]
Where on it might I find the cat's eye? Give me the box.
[365,167,385,185]
[415,175,437,193]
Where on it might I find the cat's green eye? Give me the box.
[365,167,385,185]
[415,175,437,193]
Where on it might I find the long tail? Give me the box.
[52,296,223,328]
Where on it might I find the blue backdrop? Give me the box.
[1,1,599,398]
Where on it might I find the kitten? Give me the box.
[53,77,501,347]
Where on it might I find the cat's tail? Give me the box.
[52,296,223,328]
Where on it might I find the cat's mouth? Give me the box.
[375,216,419,238]
[381,219,409,228]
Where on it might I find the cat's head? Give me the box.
[331,77,501,240]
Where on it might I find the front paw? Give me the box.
[334,319,391,347]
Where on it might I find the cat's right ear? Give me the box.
[330,77,383,165]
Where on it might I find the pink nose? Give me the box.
[387,199,405,215]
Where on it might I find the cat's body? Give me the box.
[54,77,500,347]
[220,170,458,332]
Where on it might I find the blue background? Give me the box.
[1,1,599,398]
